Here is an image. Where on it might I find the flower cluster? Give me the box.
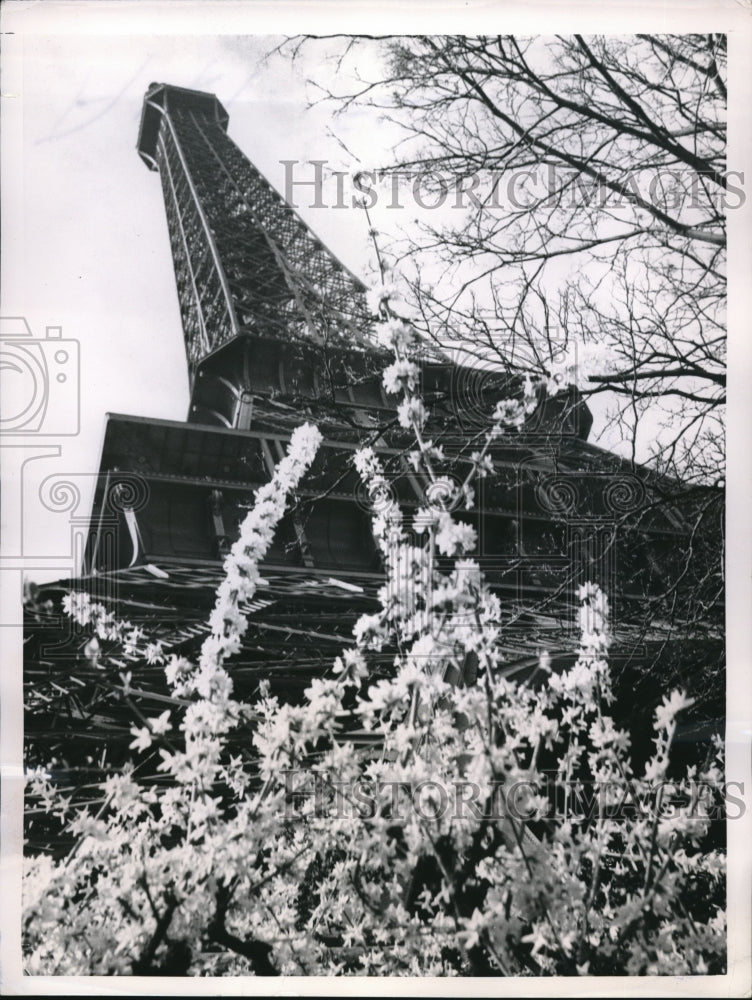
[24,423,324,975]
[179,422,322,700]
[22,287,725,978]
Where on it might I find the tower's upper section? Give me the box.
[136,82,372,384]
[137,83,230,169]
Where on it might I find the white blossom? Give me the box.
[396,395,427,430]
[435,512,477,557]
[382,358,420,395]
[375,318,414,353]
[654,689,695,732]
[365,281,399,316]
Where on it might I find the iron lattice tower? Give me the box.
[88,82,699,622]
[137,83,372,382]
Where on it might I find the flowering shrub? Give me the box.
[23,294,725,977]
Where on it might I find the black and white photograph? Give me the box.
[1,1,750,993]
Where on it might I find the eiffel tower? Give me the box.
[84,82,599,585]
[81,82,716,654]
[23,84,723,796]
